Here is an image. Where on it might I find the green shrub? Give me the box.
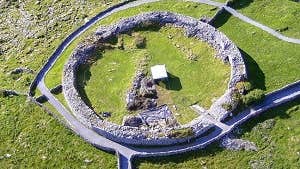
[222,103,233,111]
[134,34,146,48]
[168,127,194,138]
[232,90,242,103]
[235,81,252,94]
[242,89,265,106]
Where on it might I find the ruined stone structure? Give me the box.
[62,12,247,145]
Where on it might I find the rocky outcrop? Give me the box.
[122,115,143,127]
[0,89,21,97]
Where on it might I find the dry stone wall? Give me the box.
[62,12,247,146]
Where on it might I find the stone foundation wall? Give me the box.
[62,12,247,145]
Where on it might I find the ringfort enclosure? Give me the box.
[1,0,299,169]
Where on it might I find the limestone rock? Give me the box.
[122,115,143,127]
[220,136,258,151]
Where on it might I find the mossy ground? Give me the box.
[0,0,120,92]
[1,0,299,168]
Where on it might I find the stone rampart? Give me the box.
[62,12,246,145]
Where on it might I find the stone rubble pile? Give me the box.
[220,136,258,151]
[139,105,178,128]
[126,71,157,111]
[62,12,247,145]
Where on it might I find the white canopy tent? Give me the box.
[150,64,168,80]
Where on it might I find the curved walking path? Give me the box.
[223,6,300,44]
[30,0,300,169]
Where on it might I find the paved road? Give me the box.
[32,0,300,169]
[117,153,132,169]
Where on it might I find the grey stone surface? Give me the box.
[139,105,178,128]
[126,71,157,111]
[220,136,258,151]
[122,115,143,127]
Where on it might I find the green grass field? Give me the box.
[1,0,299,168]
[234,0,300,38]
[217,16,300,92]
[80,49,140,124]
[0,96,116,168]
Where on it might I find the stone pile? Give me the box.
[139,105,178,128]
[220,136,258,151]
[126,71,157,111]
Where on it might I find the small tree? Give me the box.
[232,90,242,103]
[242,89,265,106]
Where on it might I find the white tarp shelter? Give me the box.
[150,64,168,80]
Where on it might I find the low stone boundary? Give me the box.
[62,11,247,146]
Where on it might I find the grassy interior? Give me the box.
[81,26,229,124]
[44,0,217,89]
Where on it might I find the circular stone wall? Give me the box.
[62,12,247,146]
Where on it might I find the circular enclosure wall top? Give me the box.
[62,11,247,146]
